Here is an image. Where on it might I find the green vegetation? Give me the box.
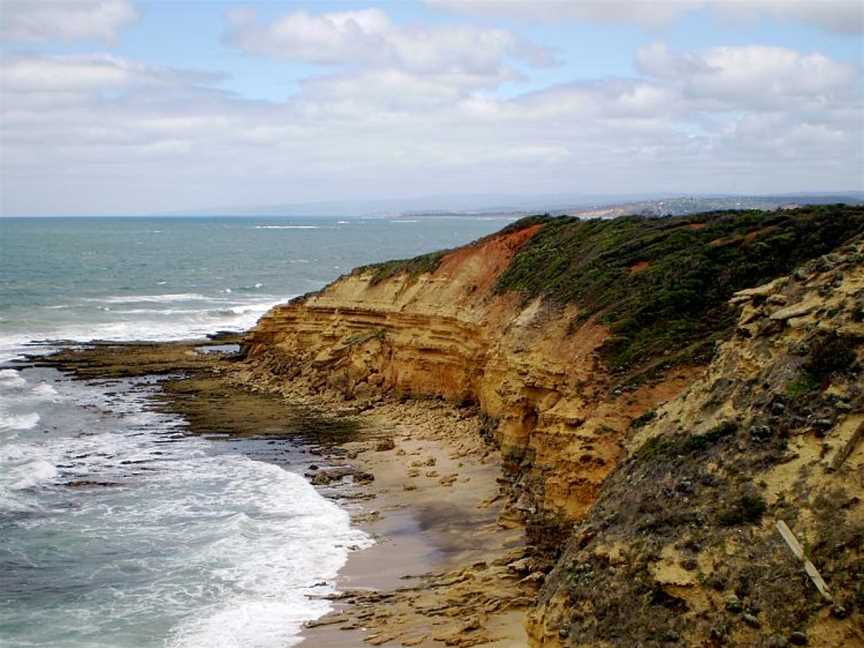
[359,250,449,286]
[635,421,737,461]
[353,205,863,372]
[629,410,657,429]
[495,205,864,371]
[786,331,859,396]
[786,371,820,397]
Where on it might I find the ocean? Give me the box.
[0,215,513,648]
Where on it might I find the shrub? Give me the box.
[495,205,864,372]
[718,493,767,526]
[805,332,859,378]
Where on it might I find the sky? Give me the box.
[1,0,863,216]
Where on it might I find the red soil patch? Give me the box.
[629,260,651,274]
[618,365,705,421]
[686,223,707,230]
[435,223,543,291]
[710,225,780,247]
[745,225,778,242]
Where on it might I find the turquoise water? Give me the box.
[0,215,513,648]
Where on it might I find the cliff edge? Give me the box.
[241,205,864,646]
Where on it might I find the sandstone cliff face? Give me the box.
[529,238,864,647]
[241,209,864,645]
[244,223,696,528]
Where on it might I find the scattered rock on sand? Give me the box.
[308,466,374,485]
[375,437,396,451]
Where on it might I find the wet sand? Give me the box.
[299,399,533,647]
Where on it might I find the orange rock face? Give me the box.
[244,223,696,522]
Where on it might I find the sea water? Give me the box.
[0,215,512,647]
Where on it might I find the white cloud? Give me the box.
[716,1,864,35]
[636,43,858,107]
[0,54,220,93]
[298,66,523,112]
[1,37,861,215]
[427,1,699,28]
[0,0,138,43]
[223,6,552,77]
[428,0,864,34]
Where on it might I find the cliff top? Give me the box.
[359,205,864,373]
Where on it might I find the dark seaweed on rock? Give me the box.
[495,205,864,370]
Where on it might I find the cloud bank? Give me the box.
[0,0,138,43]
[428,0,864,34]
[1,3,862,215]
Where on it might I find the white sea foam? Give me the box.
[0,435,58,513]
[1,370,372,646]
[163,457,371,648]
[254,225,320,230]
[110,308,209,315]
[9,458,58,490]
[31,383,58,397]
[0,297,291,363]
[85,293,212,304]
[0,412,40,431]
[0,369,27,388]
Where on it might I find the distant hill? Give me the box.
[180,191,864,219]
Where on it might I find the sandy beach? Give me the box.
[297,398,534,648]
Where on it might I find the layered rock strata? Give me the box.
[243,223,695,532]
[241,210,864,645]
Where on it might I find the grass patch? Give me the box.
[494,205,864,372]
[359,250,449,286]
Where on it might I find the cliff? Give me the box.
[530,234,864,647]
[240,205,864,645]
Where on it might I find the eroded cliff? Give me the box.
[529,235,864,647]
[243,219,692,531]
[240,205,864,645]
